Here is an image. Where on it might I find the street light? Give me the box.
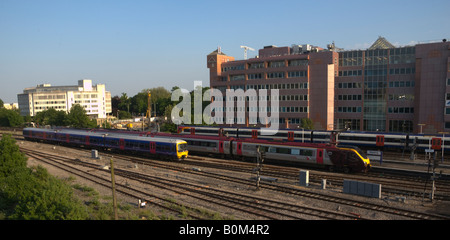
[438,132,448,163]
[418,123,426,134]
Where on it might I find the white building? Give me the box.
[18,79,112,119]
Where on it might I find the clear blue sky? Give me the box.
[1,0,449,103]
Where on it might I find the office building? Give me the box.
[18,79,112,119]
[207,37,450,134]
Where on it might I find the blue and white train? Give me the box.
[23,128,188,160]
[177,125,449,152]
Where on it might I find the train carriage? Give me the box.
[232,138,370,172]
[178,125,450,152]
[23,128,188,161]
[151,131,371,172]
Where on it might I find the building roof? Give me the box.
[369,36,396,50]
[208,48,227,56]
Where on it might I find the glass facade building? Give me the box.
[208,37,450,134]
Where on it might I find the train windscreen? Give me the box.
[178,143,188,152]
[337,144,367,159]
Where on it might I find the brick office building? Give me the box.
[207,37,450,134]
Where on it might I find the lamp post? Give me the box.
[418,123,426,134]
[438,132,448,163]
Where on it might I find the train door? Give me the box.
[288,131,294,141]
[219,141,224,153]
[150,142,156,154]
[376,135,385,147]
[66,134,70,143]
[316,149,323,164]
[190,128,195,135]
[119,139,125,150]
[432,138,442,150]
[85,136,90,146]
[252,130,258,139]
[236,142,242,155]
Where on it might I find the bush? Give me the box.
[0,135,88,219]
[0,108,24,127]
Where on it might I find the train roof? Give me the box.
[106,133,185,144]
[23,128,187,144]
[235,137,338,149]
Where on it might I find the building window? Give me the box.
[388,107,414,114]
[337,82,362,88]
[337,119,360,130]
[288,59,308,67]
[247,73,263,80]
[248,62,264,69]
[389,120,413,133]
[268,61,285,68]
[230,75,245,81]
[288,71,307,78]
[267,72,285,79]
[445,122,450,129]
[337,95,362,101]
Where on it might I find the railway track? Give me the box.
[20,146,363,220]
[184,155,450,201]
[8,133,450,220]
[21,148,209,220]
[78,149,450,220]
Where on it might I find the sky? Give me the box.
[1,0,449,103]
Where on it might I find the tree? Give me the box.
[66,104,96,128]
[0,98,3,108]
[111,95,120,118]
[118,110,132,119]
[118,93,131,113]
[0,135,88,220]
[130,87,171,116]
[301,118,314,130]
[34,108,67,126]
[0,108,24,127]
[0,134,28,179]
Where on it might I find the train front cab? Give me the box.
[336,146,371,173]
[176,141,188,160]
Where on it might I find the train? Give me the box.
[22,127,189,160]
[177,125,450,152]
[22,127,371,172]
[146,132,371,173]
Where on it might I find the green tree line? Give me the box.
[0,103,98,128]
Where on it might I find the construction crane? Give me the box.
[240,45,255,60]
[146,91,151,118]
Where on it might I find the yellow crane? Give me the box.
[146,91,151,118]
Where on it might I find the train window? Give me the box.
[301,149,314,156]
[276,147,290,154]
[291,149,300,155]
[178,143,187,152]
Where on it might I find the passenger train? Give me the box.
[148,132,371,173]
[177,126,449,152]
[23,127,370,172]
[23,128,188,160]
